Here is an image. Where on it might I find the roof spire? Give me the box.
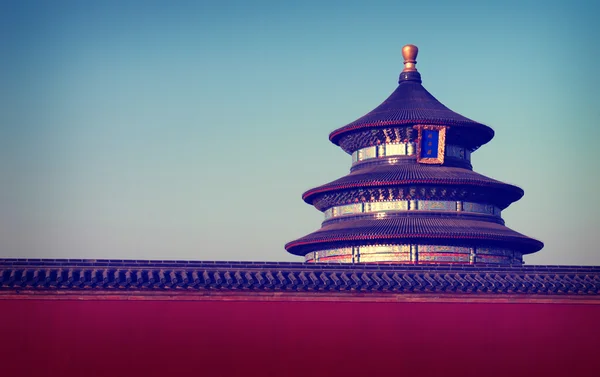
[402,44,418,72]
[399,44,422,83]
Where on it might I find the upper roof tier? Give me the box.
[329,45,495,149]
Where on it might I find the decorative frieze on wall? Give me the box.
[311,187,505,212]
[351,142,470,165]
[337,127,416,154]
[324,200,500,220]
[305,245,522,265]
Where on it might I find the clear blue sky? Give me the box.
[1,0,598,264]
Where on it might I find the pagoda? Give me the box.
[285,44,543,264]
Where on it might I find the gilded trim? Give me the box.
[414,125,448,164]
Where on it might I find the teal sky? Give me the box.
[1,0,599,265]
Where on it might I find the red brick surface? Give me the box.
[0,297,598,377]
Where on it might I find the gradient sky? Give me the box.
[1,0,598,264]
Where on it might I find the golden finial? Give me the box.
[402,44,419,72]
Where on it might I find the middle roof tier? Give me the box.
[303,164,523,211]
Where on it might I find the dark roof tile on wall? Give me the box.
[1,259,598,295]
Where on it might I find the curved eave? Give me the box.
[302,166,524,207]
[285,217,544,256]
[329,118,495,147]
[328,81,495,147]
[303,178,522,205]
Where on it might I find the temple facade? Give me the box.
[286,45,543,265]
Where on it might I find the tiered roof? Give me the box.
[286,44,542,263]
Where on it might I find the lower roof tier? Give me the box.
[285,216,543,256]
[304,164,523,210]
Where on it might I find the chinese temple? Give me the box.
[1,45,599,377]
[286,44,543,265]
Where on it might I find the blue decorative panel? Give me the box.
[420,129,439,158]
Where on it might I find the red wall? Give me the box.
[0,298,598,377]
